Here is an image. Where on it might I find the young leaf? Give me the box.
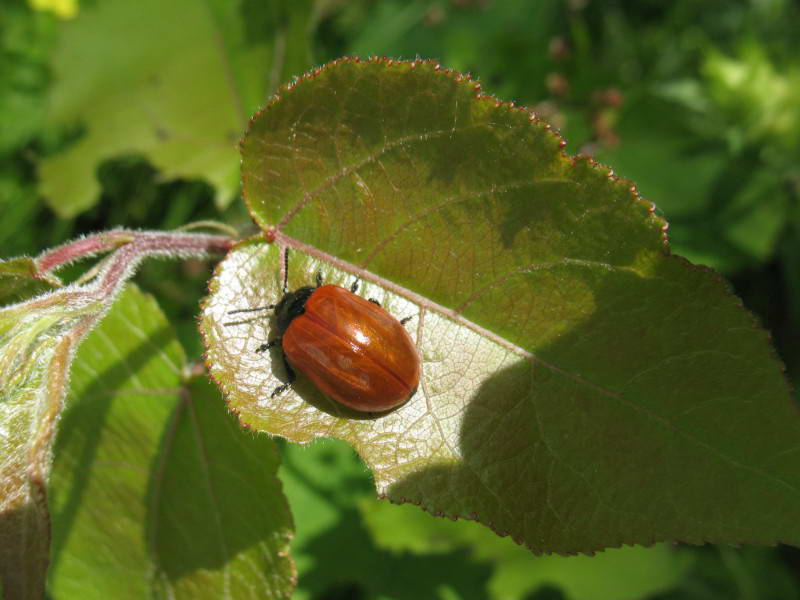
[48,286,295,599]
[0,231,229,597]
[202,59,797,554]
[39,0,314,217]
[0,256,59,306]
[0,275,107,600]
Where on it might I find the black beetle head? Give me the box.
[274,286,315,335]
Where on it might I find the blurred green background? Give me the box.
[2,0,799,598]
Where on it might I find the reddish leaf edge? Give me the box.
[233,55,789,399]
[238,56,669,250]
[234,56,789,389]
[204,56,795,556]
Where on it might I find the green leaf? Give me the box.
[1,231,230,597]
[48,285,295,599]
[360,500,691,600]
[279,438,492,600]
[202,59,797,555]
[703,43,800,151]
[0,256,59,306]
[660,546,800,600]
[0,269,108,599]
[595,96,788,273]
[39,0,315,217]
[0,0,56,154]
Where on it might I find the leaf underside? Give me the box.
[202,58,798,554]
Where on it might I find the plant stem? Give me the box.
[35,229,233,275]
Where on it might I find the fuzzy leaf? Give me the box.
[0,276,107,599]
[39,0,314,217]
[48,286,295,599]
[202,59,797,554]
[1,231,230,596]
[0,256,58,306]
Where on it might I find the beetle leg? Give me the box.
[256,338,280,353]
[368,298,381,307]
[400,315,415,326]
[315,271,323,287]
[350,277,360,293]
[271,382,291,397]
[271,353,296,397]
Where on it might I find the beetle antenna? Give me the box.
[283,248,289,293]
[223,305,276,326]
[223,304,276,326]
[227,304,277,315]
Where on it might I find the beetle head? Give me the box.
[274,286,315,334]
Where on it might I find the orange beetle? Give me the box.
[228,251,420,412]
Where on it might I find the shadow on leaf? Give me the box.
[49,324,176,574]
[298,505,492,600]
[387,255,799,553]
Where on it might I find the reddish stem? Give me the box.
[91,231,233,301]
[35,230,233,275]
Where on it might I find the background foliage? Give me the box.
[1,0,799,598]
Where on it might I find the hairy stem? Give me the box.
[36,229,233,275]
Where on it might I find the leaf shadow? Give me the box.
[0,500,50,600]
[297,505,492,599]
[143,378,290,581]
[384,255,796,554]
[49,324,176,575]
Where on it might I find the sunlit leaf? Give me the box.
[48,286,295,599]
[703,43,800,151]
[28,0,77,20]
[0,275,107,599]
[39,0,315,217]
[202,58,797,555]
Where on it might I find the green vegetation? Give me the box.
[1,0,799,598]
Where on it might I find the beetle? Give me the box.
[227,250,420,413]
